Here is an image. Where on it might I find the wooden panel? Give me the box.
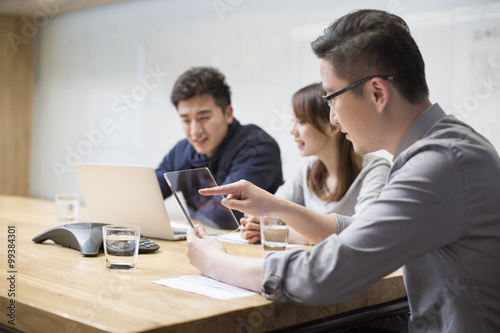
[0,16,34,196]
[0,0,137,17]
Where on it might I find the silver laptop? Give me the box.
[74,163,187,240]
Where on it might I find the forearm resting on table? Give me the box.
[209,253,264,293]
[274,197,338,244]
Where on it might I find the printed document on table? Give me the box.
[216,231,303,247]
[215,231,252,244]
[151,275,259,300]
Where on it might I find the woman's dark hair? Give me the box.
[292,83,361,202]
[171,67,231,112]
[311,9,428,104]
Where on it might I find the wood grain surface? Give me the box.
[0,195,406,333]
[0,17,33,196]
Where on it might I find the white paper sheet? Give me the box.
[216,231,303,248]
[215,231,254,244]
[151,275,259,300]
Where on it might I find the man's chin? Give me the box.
[193,147,214,157]
[351,142,363,154]
[194,149,207,156]
[352,145,371,155]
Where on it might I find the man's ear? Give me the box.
[369,77,390,112]
[224,105,234,124]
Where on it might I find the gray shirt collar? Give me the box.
[393,103,446,160]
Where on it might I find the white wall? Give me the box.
[31,0,500,200]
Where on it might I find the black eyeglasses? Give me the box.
[322,75,394,108]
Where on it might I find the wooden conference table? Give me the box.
[0,195,407,333]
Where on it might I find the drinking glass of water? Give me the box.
[102,225,140,271]
[55,193,80,221]
[260,216,289,251]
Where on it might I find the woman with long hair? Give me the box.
[241,83,390,244]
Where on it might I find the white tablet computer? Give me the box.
[164,167,240,232]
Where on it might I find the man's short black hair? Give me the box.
[311,9,429,104]
[171,67,232,112]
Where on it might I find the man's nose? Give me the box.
[329,108,339,125]
[190,120,202,137]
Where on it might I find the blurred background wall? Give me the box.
[1,0,499,200]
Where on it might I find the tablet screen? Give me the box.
[164,168,240,231]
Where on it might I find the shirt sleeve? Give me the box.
[261,148,463,306]
[217,131,282,193]
[155,145,179,199]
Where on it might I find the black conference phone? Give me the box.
[32,222,159,256]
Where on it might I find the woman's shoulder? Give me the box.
[303,155,319,167]
[291,156,319,171]
[361,153,392,169]
[281,156,318,183]
[357,154,392,179]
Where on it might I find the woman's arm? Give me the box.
[241,214,311,245]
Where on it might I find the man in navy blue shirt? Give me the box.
[156,67,283,225]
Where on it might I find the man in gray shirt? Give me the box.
[186,9,500,332]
